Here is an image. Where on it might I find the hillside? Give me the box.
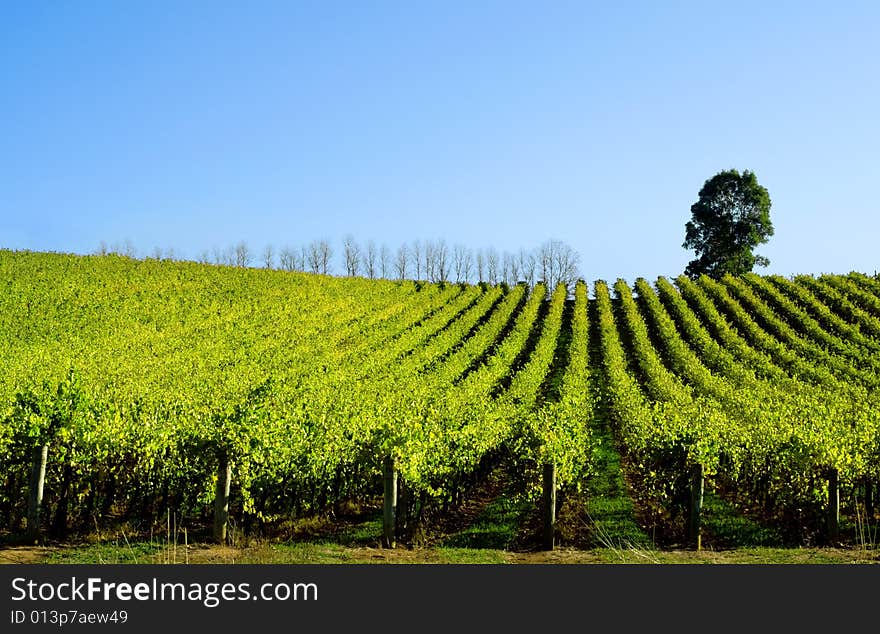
[1,250,879,555]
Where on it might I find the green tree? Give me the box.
[682,169,773,278]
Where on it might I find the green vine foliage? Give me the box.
[1,249,879,542]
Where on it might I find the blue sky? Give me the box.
[2,1,878,283]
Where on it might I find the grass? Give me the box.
[439,490,534,551]
[43,541,164,564]
[701,489,786,548]
[4,537,874,565]
[575,424,654,552]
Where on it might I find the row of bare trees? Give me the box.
[190,240,335,274]
[316,237,578,292]
[96,237,580,292]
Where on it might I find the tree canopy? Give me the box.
[682,169,773,279]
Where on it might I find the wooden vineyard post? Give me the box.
[542,462,556,551]
[213,454,232,544]
[827,468,839,543]
[383,455,397,549]
[27,444,49,542]
[689,463,704,551]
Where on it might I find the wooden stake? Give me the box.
[542,462,556,551]
[27,445,49,542]
[383,455,397,549]
[213,454,232,544]
[827,469,839,543]
[689,463,704,551]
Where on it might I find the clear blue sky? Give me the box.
[2,1,878,283]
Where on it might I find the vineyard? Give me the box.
[1,250,879,553]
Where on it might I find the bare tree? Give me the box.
[262,244,275,269]
[537,239,580,295]
[151,246,163,260]
[212,246,224,266]
[486,248,499,285]
[198,250,211,264]
[121,239,137,258]
[396,243,409,279]
[519,247,536,286]
[307,241,322,274]
[462,247,473,283]
[279,246,295,271]
[476,249,485,283]
[380,243,391,278]
[453,244,468,282]
[436,239,449,282]
[365,240,378,279]
[411,240,422,280]
[424,240,436,282]
[317,239,332,275]
[234,241,251,268]
[551,240,580,294]
[343,235,361,277]
[223,245,235,266]
[96,241,109,256]
[298,245,308,271]
[539,244,549,285]
[505,251,519,286]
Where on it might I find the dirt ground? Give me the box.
[3,541,877,565]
